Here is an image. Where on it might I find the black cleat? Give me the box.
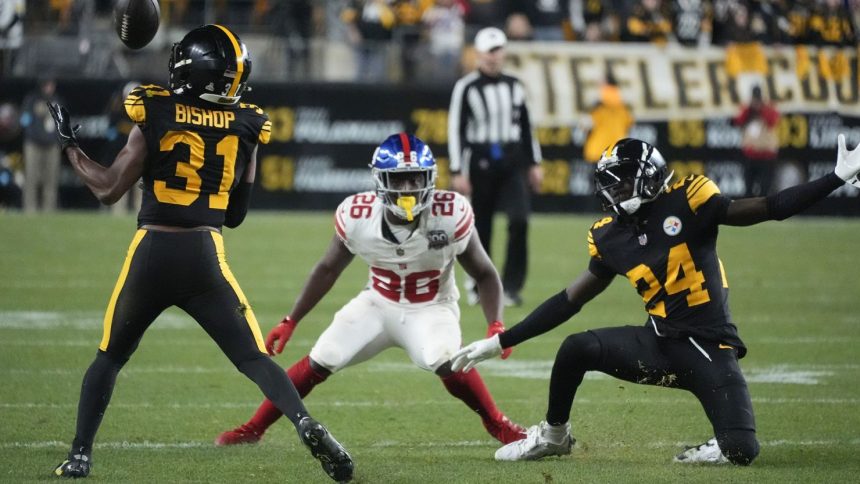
[54,453,91,478]
[297,417,354,483]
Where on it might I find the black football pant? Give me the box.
[546,325,759,465]
[69,229,307,456]
[469,158,530,295]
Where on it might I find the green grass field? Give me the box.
[1,211,858,483]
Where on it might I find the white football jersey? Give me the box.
[334,190,474,305]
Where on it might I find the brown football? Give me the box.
[114,0,160,50]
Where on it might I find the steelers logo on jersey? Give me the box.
[663,216,682,236]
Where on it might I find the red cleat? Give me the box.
[214,424,264,446]
[483,415,527,444]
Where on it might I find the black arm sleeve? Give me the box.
[224,182,253,228]
[498,290,582,348]
[765,172,844,221]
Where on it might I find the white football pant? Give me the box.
[309,289,462,373]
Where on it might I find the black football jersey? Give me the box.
[587,174,746,356]
[124,84,271,228]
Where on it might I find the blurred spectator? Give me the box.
[268,0,319,80]
[809,0,856,81]
[513,0,570,41]
[671,0,712,47]
[505,12,533,41]
[393,0,430,82]
[582,75,635,163]
[102,82,141,215]
[734,84,780,196]
[0,102,22,210]
[422,0,466,82]
[723,2,768,78]
[622,0,673,44]
[342,0,396,82]
[570,0,620,41]
[20,78,62,213]
[464,0,510,40]
[0,0,23,77]
[0,158,22,210]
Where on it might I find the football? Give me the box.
[114,0,160,50]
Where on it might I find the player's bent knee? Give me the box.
[98,349,130,369]
[717,430,760,466]
[557,332,602,368]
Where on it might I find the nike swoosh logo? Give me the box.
[718,344,734,350]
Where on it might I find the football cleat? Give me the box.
[673,437,729,464]
[483,415,527,444]
[494,421,573,461]
[214,423,264,446]
[297,417,354,482]
[53,453,91,478]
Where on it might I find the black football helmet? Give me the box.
[168,24,251,105]
[595,138,672,216]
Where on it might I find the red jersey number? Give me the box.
[371,267,441,303]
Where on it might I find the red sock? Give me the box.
[247,355,329,432]
[440,369,501,423]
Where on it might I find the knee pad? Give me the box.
[717,430,760,466]
[557,332,602,368]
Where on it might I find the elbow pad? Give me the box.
[224,182,253,228]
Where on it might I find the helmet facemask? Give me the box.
[373,166,436,222]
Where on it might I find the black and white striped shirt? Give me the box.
[447,70,542,174]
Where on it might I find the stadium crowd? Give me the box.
[3,0,859,82]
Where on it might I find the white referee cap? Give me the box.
[474,27,507,53]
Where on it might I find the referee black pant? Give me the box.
[469,154,531,295]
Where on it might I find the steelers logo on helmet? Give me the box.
[168,24,251,105]
[370,133,437,222]
[595,138,672,217]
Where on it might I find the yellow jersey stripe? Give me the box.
[214,24,244,98]
[100,230,147,351]
[686,176,708,198]
[259,120,272,144]
[209,232,267,353]
[587,230,600,258]
[687,176,721,213]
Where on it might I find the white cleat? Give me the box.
[494,421,573,461]
[673,437,729,464]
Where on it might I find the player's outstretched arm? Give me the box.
[266,235,355,355]
[451,269,612,372]
[723,134,860,226]
[47,103,146,205]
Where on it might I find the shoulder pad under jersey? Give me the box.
[124,84,170,124]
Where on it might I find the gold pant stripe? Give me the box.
[209,232,267,353]
[100,229,147,351]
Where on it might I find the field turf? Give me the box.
[1,212,858,483]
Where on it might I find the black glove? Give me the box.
[46,102,80,151]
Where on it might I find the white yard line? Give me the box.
[2,396,859,410]
[4,438,859,451]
